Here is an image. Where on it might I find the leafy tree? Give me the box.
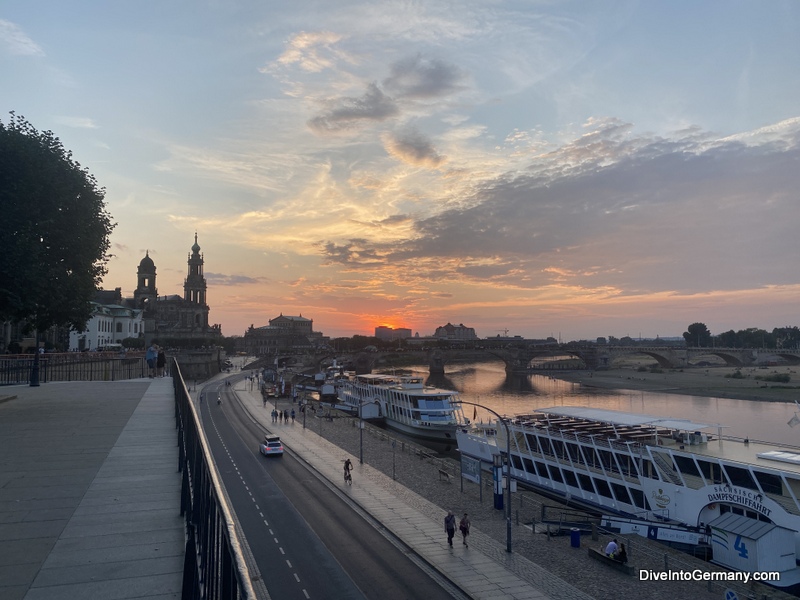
[716,329,738,347]
[0,113,114,332]
[683,323,712,347]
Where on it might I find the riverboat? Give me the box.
[457,405,800,587]
[337,373,464,442]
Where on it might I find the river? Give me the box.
[386,360,800,448]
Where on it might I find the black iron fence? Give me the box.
[0,352,150,385]
[172,359,256,600]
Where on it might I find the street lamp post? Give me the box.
[359,399,364,464]
[457,400,513,553]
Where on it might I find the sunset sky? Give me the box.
[2,1,799,341]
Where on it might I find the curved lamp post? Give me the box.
[457,400,512,553]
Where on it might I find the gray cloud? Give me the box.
[318,119,800,295]
[205,273,267,286]
[383,129,445,167]
[382,55,467,99]
[308,83,399,133]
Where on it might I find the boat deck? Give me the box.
[504,406,800,476]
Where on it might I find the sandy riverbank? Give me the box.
[551,364,800,403]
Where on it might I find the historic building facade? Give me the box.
[433,322,477,340]
[68,299,143,351]
[133,234,221,344]
[243,314,325,356]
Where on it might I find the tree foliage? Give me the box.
[0,113,115,332]
[683,322,712,347]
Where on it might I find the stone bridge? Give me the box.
[485,345,800,373]
[247,345,800,377]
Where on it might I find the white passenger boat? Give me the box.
[337,373,464,442]
[457,405,800,587]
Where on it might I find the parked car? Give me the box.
[259,435,283,457]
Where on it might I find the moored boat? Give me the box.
[457,405,800,587]
[337,373,464,442]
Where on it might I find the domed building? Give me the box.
[133,234,221,344]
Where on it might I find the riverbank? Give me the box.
[549,364,800,403]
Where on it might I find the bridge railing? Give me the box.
[0,353,149,385]
[172,359,256,600]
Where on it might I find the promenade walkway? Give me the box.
[1,374,587,600]
[233,384,593,600]
[0,379,183,600]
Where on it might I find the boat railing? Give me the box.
[764,491,800,516]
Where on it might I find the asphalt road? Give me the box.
[199,377,460,600]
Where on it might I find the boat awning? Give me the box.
[708,512,778,540]
[536,406,722,431]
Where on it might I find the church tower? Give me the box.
[133,251,158,310]
[184,233,207,305]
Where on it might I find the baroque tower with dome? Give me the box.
[134,234,221,343]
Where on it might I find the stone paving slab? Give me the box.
[0,379,184,600]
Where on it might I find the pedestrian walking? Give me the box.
[291,409,296,423]
[459,513,471,547]
[146,344,157,378]
[444,511,456,547]
[279,411,283,423]
[156,346,166,377]
[284,409,289,422]
[271,409,277,423]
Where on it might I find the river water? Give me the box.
[387,361,800,448]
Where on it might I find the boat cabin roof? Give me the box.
[537,406,723,432]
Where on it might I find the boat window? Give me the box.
[563,469,578,488]
[534,461,548,477]
[548,464,564,483]
[696,459,725,484]
[722,465,758,492]
[593,478,613,499]
[522,457,535,474]
[551,439,565,458]
[565,442,582,463]
[525,433,539,454]
[611,482,632,505]
[629,487,647,509]
[578,473,594,493]
[640,459,657,480]
[511,454,523,470]
[673,455,702,479]
[753,470,783,495]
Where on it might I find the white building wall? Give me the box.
[69,305,143,351]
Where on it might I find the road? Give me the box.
[198,377,462,600]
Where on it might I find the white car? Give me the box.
[259,435,284,457]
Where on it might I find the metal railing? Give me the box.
[0,352,150,385]
[172,359,256,600]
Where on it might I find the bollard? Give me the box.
[570,528,581,549]
[591,523,598,541]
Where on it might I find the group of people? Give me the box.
[145,344,166,378]
[444,511,471,547]
[271,408,295,423]
[604,538,628,563]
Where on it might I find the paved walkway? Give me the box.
[233,384,593,600]
[0,379,183,600]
